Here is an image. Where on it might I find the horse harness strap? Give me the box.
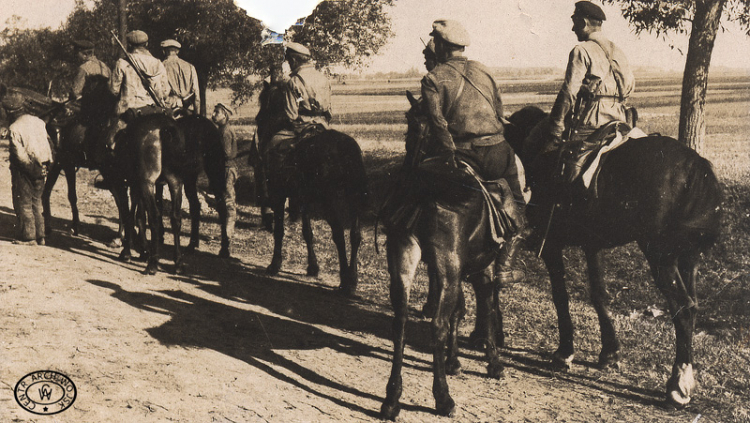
[459,160,514,245]
[445,62,503,149]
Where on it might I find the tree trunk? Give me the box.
[679,0,726,155]
[118,0,128,46]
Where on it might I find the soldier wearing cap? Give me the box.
[161,39,201,115]
[544,1,635,180]
[3,93,53,245]
[420,19,528,284]
[265,41,332,192]
[71,39,111,103]
[211,102,238,257]
[103,30,170,168]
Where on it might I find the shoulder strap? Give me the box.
[588,39,625,102]
[445,61,497,111]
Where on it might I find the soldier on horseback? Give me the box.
[547,1,635,183]
[420,19,528,284]
[161,39,201,116]
[262,42,332,209]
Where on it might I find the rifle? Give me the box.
[109,30,166,109]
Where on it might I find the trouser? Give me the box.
[456,141,525,209]
[220,166,238,249]
[11,166,45,242]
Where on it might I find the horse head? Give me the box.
[404,90,430,167]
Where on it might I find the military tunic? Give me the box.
[110,47,170,115]
[283,62,332,132]
[163,55,200,113]
[71,57,111,100]
[549,32,634,139]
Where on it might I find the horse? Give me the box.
[251,128,368,295]
[112,112,227,275]
[379,91,520,419]
[503,106,722,407]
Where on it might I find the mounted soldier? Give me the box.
[161,39,201,116]
[546,1,636,183]
[419,19,528,284]
[103,30,170,167]
[264,42,332,200]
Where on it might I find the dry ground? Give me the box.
[0,136,734,423]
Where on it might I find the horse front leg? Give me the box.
[542,243,575,369]
[166,177,184,274]
[139,181,161,275]
[183,174,201,254]
[42,162,63,236]
[108,183,127,248]
[63,164,81,236]
[118,183,136,263]
[584,247,620,367]
[380,234,420,421]
[266,196,286,275]
[445,283,466,376]
[468,268,505,378]
[301,204,320,277]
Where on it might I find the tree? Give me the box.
[602,0,750,154]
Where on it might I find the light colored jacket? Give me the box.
[283,63,332,131]
[9,114,53,169]
[550,32,635,138]
[163,55,200,112]
[110,48,170,115]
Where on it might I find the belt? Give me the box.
[298,109,329,117]
[454,133,504,149]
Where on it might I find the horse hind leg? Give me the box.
[584,248,621,368]
[468,269,505,378]
[183,175,201,254]
[301,205,320,277]
[345,209,362,295]
[266,196,286,275]
[542,244,575,369]
[445,285,465,376]
[380,235,421,421]
[42,162,63,236]
[166,177,185,274]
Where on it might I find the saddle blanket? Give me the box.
[582,126,648,189]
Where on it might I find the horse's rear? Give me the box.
[266,129,368,295]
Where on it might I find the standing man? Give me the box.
[266,42,332,186]
[212,103,238,258]
[104,30,169,165]
[420,19,527,283]
[548,1,635,181]
[161,39,201,115]
[3,94,53,245]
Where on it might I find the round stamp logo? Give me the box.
[14,370,77,415]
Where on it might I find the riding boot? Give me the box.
[494,226,531,285]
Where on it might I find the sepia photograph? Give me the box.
[0,0,748,421]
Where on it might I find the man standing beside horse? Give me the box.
[3,94,53,246]
[420,19,528,284]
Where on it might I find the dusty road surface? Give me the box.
[0,142,708,423]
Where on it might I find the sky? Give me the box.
[2,0,750,74]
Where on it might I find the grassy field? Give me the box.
[206,72,750,422]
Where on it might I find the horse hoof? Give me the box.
[420,302,437,319]
[306,265,319,277]
[467,330,487,350]
[118,252,132,263]
[598,350,621,369]
[174,263,185,275]
[487,361,505,379]
[108,238,123,249]
[266,262,281,276]
[551,350,574,371]
[337,285,357,298]
[446,358,462,376]
[185,244,198,255]
[666,363,694,408]
[144,266,158,276]
[218,248,230,259]
[379,402,401,421]
[436,398,456,417]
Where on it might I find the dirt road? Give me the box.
[0,142,707,423]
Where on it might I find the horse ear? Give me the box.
[406,90,419,108]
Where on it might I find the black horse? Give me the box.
[252,129,368,295]
[379,92,520,419]
[112,112,226,275]
[504,106,722,406]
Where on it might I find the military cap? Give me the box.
[285,42,311,57]
[214,103,233,116]
[2,94,25,113]
[72,39,95,50]
[126,30,148,45]
[423,38,436,56]
[574,1,606,21]
[430,19,470,47]
[160,39,181,49]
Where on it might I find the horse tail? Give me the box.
[675,154,722,250]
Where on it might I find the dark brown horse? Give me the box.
[504,106,722,406]
[253,129,368,295]
[379,92,519,419]
[113,112,226,275]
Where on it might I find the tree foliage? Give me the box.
[602,0,750,35]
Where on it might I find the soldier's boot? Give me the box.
[219,207,236,259]
[494,227,531,286]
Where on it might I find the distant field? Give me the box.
[207,72,750,182]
